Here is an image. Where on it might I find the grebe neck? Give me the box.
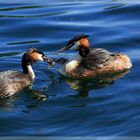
[78,45,90,57]
[22,53,35,80]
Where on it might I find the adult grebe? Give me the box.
[0,48,53,99]
[54,34,132,78]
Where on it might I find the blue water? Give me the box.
[0,0,140,136]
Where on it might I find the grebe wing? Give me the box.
[0,71,32,98]
[81,48,113,70]
[0,70,30,80]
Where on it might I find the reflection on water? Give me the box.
[0,0,140,136]
[63,70,129,98]
[7,40,40,45]
[0,52,19,57]
[104,4,125,11]
[0,89,47,112]
[0,11,67,18]
[0,97,18,111]
[0,5,44,11]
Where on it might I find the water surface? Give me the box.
[0,0,140,136]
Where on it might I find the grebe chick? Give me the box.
[54,34,132,78]
[0,48,53,99]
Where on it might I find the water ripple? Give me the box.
[0,0,140,136]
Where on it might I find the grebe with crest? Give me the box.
[0,48,53,99]
[54,34,132,78]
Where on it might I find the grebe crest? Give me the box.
[0,48,53,99]
[55,34,132,78]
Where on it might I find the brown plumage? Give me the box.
[0,71,32,98]
[54,34,132,78]
[66,53,131,78]
[0,48,53,99]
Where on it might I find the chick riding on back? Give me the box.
[54,34,132,78]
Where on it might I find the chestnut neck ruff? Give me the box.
[78,45,90,57]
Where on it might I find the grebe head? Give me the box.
[22,48,53,78]
[26,48,53,64]
[54,34,90,55]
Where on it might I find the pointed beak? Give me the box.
[43,55,55,66]
[54,43,75,54]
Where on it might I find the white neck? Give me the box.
[27,65,35,80]
[59,53,82,75]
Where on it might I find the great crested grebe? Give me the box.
[54,34,132,78]
[0,48,53,99]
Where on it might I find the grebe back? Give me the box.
[0,48,53,99]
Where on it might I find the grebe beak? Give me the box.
[54,34,89,54]
[43,56,55,66]
[54,43,75,54]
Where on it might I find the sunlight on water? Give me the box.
[0,0,140,136]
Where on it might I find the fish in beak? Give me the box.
[43,55,55,67]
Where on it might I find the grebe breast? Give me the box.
[0,48,54,99]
